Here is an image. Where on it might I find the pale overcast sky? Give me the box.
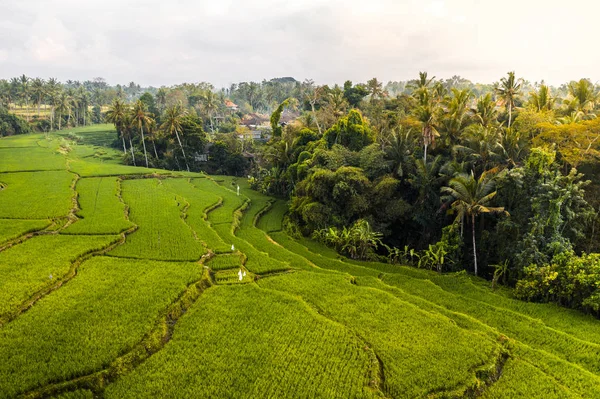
[1,0,599,87]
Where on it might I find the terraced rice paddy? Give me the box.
[1,125,600,398]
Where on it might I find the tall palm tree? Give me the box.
[201,91,219,134]
[441,171,506,276]
[18,74,30,120]
[414,91,440,162]
[130,100,152,167]
[495,71,522,128]
[440,88,472,147]
[161,102,190,172]
[472,93,498,127]
[46,79,61,130]
[528,84,555,111]
[566,79,598,115]
[105,98,129,154]
[55,91,72,130]
[367,77,385,104]
[30,78,46,118]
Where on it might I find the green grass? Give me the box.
[63,177,134,234]
[105,284,377,399]
[0,146,66,172]
[0,256,203,397]
[258,272,503,398]
[0,219,51,245]
[108,178,205,261]
[0,234,119,320]
[0,133,44,148]
[0,171,74,219]
[160,178,230,253]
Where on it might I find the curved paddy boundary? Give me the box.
[20,265,215,399]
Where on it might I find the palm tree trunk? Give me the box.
[508,104,512,128]
[424,143,428,163]
[310,101,322,135]
[472,214,478,276]
[129,138,136,166]
[174,129,190,172]
[140,126,149,168]
[58,112,62,130]
[120,130,127,154]
[152,138,159,160]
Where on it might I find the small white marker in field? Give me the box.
[243,271,246,277]
[237,185,240,196]
[231,244,235,251]
[238,269,243,281]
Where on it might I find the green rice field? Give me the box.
[1,125,599,398]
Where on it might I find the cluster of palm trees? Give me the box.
[105,99,190,171]
[0,75,92,130]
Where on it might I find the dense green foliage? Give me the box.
[0,105,31,136]
[249,72,600,315]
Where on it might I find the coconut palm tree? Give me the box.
[439,88,472,147]
[441,171,506,276]
[130,100,152,167]
[200,90,219,134]
[55,91,72,130]
[105,98,129,154]
[30,78,46,118]
[18,74,30,111]
[161,102,190,172]
[46,79,61,130]
[495,72,522,128]
[472,93,498,128]
[528,84,555,111]
[566,79,598,115]
[414,91,440,162]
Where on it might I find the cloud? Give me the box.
[0,0,599,87]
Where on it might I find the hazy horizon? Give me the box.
[2,0,600,88]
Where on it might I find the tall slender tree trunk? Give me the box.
[58,112,62,130]
[129,138,136,166]
[120,129,127,154]
[472,214,478,276]
[424,143,428,163]
[174,129,190,172]
[140,126,149,167]
[152,138,159,160]
[37,99,41,119]
[508,104,512,128]
[310,101,322,135]
[50,106,55,131]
